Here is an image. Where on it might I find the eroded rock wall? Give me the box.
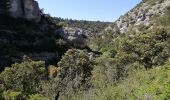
[9,0,41,22]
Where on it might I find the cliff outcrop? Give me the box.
[9,0,41,22]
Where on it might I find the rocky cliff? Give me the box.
[56,27,87,48]
[9,0,41,22]
[0,9,61,71]
[112,0,170,33]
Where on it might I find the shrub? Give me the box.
[57,49,93,98]
[2,91,22,100]
[58,21,67,27]
[0,60,46,95]
[91,57,117,89]
[28,94,46,100]
[91,61,170,100]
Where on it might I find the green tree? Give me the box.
[57,49,93,99]
[2,91,22,100]
[0,60,46,96]
[91,57,117,89]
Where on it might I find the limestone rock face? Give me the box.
[24,0,40,21]
[9,0,41,22]
[9,0,23,18]
[56,27,87,48]
[109,0,170,33]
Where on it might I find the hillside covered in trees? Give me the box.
[55,17,112,37]
[0,0,170,100]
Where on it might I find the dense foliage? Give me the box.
[0,0,170,100]
[0,49,93,99]
[0,15,70,71]
[90,61,170,100]
[0,60,47,99]
[55,17,112,37]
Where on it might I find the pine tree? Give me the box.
[0,0,11,15]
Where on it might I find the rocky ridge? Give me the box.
[112,0,170,33]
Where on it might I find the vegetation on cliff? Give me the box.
[0,0,170,100]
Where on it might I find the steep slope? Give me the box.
[0,15,69,71]
[90,61,170,100]
[0,1,70,71]
[112,0,170,33]
[0,0,170,100]
[55,18,111,49]
[0,0,101,72]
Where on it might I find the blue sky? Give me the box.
[37,0,141,22]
